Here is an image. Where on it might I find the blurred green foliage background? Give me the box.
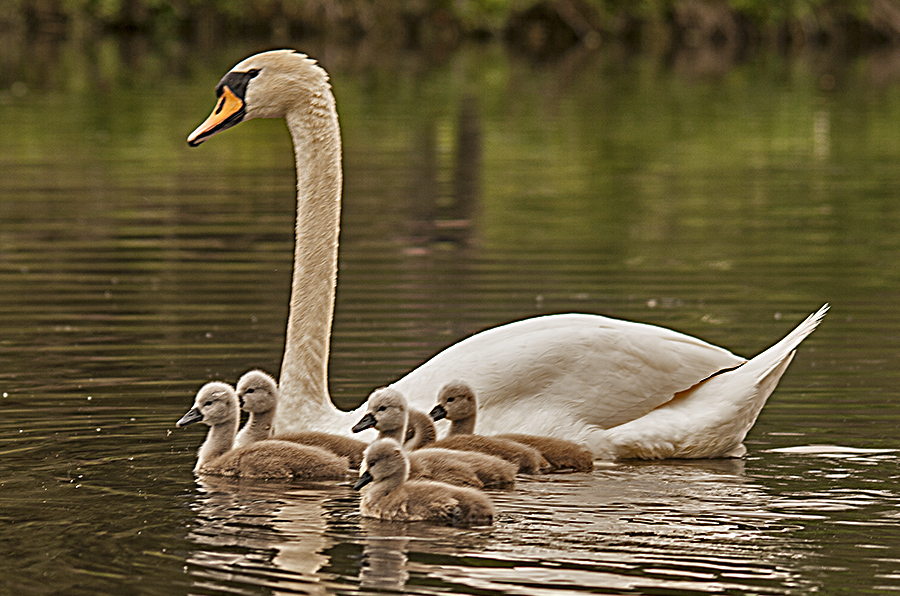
[5,0,900,59]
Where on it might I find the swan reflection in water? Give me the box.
[357,515,496,591]
[184,476,345,595]
[178,458,863,595]
[357,519,410,591]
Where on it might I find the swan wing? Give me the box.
[392,313,746,432]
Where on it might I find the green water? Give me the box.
[0,36,898,595]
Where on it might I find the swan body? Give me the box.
[354,439,496,526]
[353,387,517,488]
[235,370,367,467]
[187,49,829,460]
[176,381,351,479]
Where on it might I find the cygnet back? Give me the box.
[431,434,549,474]
[496,433,594,472]
[208,439,351,479]
[409,448,516,489]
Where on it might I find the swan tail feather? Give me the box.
[755,349,796,397]
[747,303,828,380]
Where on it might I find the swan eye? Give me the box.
[215,68,262,101]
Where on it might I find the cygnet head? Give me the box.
[235,369,278,414]
[429,380,477,422]
[188,49,332,147]
[353,438,409,490]
[352,387,408,434]
[176,381,239,428]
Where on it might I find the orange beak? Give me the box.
[187,86,245,147]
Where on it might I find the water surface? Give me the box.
[0,37,899,595]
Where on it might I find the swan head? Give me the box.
[354,438,409,490]
[176,381,239,428]
[352,386,409,434]
[431,380,477,422]
[235,369,278,414]
[187,49,331,147]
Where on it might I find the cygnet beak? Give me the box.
[176,407,203,427]
[353,469,373,490]
[428,404,447,421]
[352,413,377,433]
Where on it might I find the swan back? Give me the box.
[355,439,495,526]
[596,304,831,459]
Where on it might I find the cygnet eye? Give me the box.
[447,396,455,403]
[376,406,387,412]
[204,400,213,407]
[246,388,255,394]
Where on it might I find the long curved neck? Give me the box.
[274,85,343,434]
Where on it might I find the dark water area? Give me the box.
[1,36,899,594]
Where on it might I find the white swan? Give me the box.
[187,49,829,459]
